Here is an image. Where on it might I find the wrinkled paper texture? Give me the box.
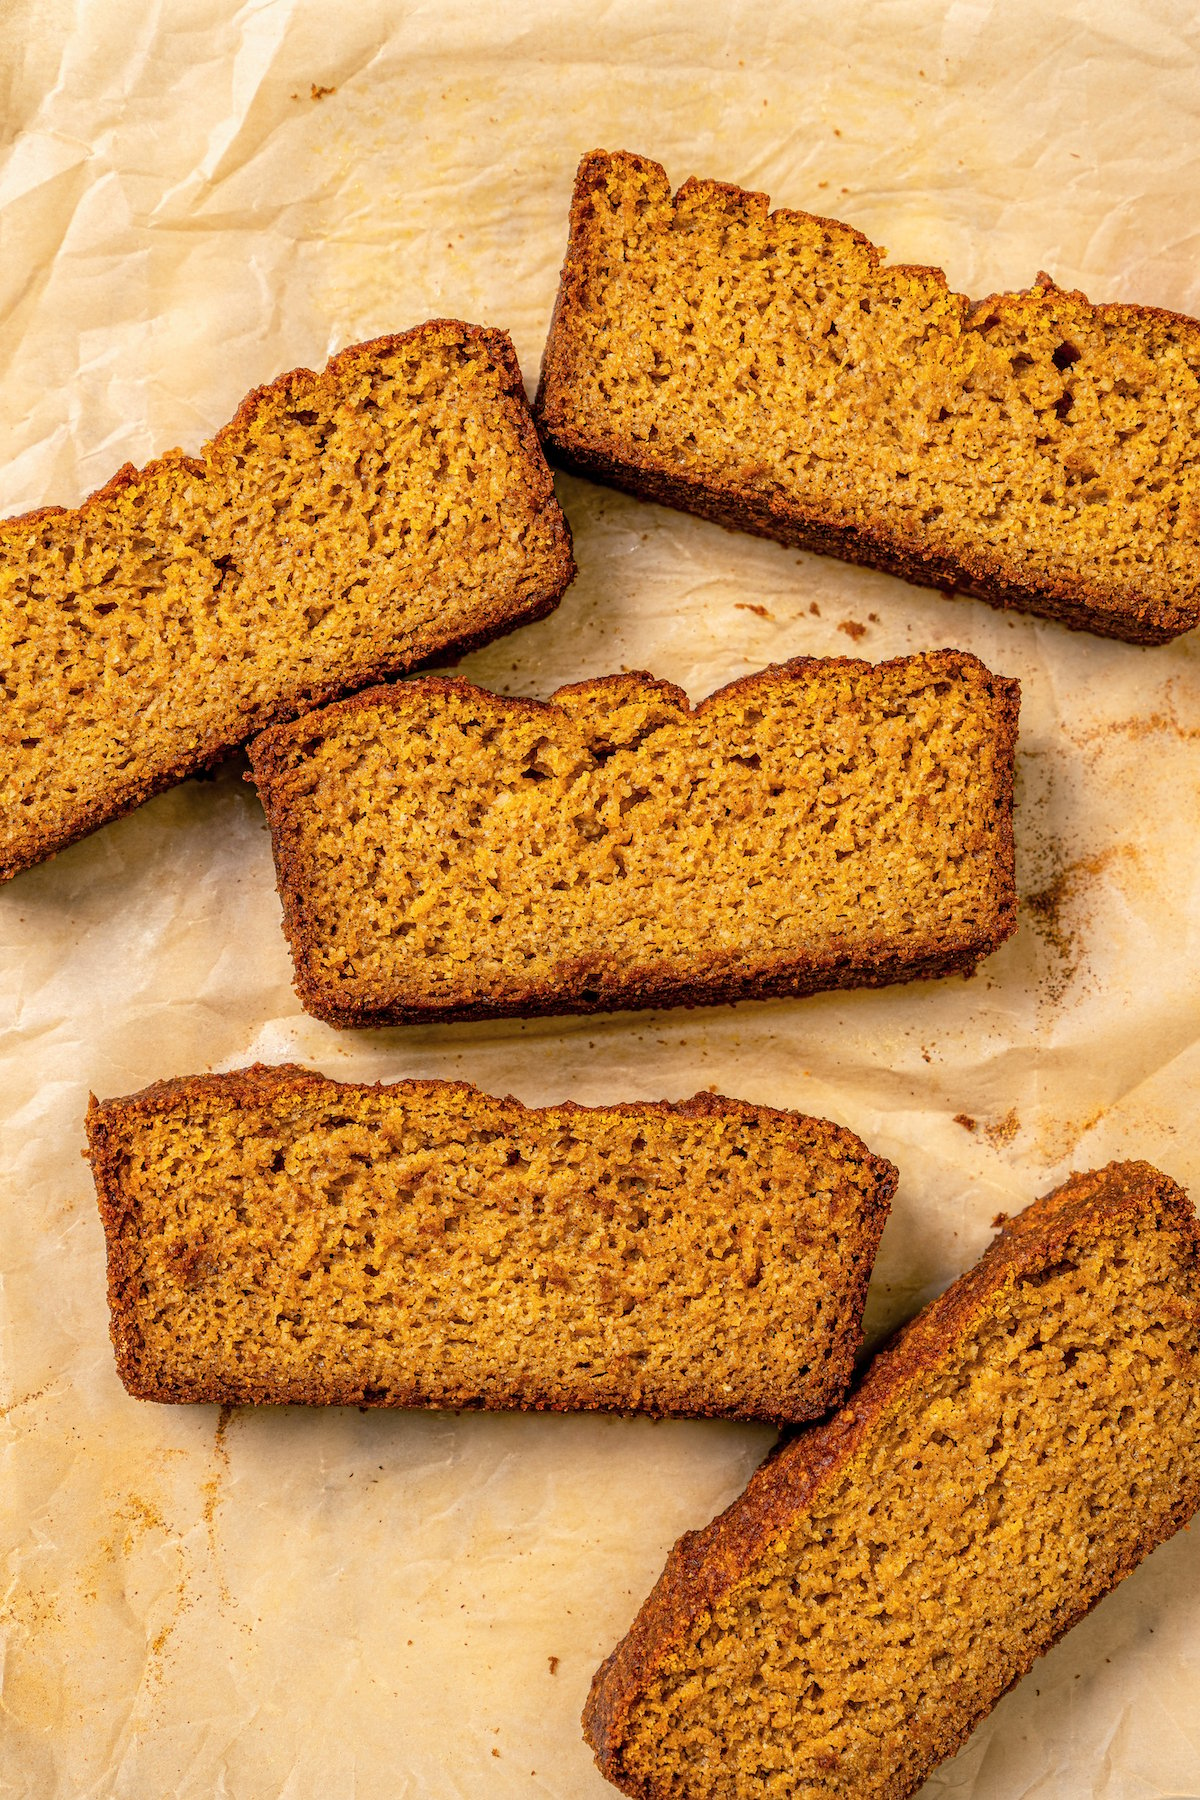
[2,2,1199,1795]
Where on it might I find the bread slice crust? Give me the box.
[0,320,575,883]
[583,1159,1200,1798]
[86,1062,896,1423]
[248,649,1019,1028]
[536,150,1200,645]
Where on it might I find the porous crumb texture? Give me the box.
[0,320,575,881]
[535,150,1200,644]
[248,649,1018,1027]
[86,1064,896,1421]
[584,1161,1200,1800]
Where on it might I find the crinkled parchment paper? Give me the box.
[2,2,1199,1795]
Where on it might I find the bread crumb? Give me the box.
[953,1114,977,1132]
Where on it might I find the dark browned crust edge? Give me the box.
[246,648,1019,1028]
[534,150,1199,647]
[582,1158,1200,1798]
[0,321,576,885]
[85,1061,896,1424]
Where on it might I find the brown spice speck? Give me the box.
[734,603,773,620]
[548,1655,560,1675]
[1068,698,1200,748]
[984,1109,1020,1149]
[202,1406,234,1530]
[838,620,867,641]
[201,1406,238,1609]
[0,1382,49,1420]
[1024,846,1135,1004]
[310,83,336,100]
[953,1114,977,1132]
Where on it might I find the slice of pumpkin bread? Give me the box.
[584,1160,1200,1800]
[86,1063,896,1421]
[0,320,575,882]
[248,649,1018,1027]
[535,149,1200,645]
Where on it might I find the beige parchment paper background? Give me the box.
[1,1,1199,1794]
